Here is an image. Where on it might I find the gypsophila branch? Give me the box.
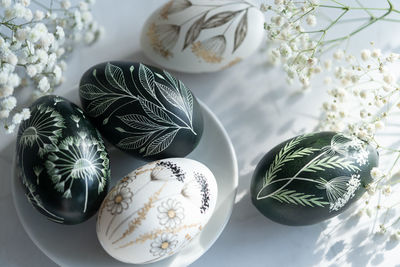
[0,0,103,133]
[262,0,400,90]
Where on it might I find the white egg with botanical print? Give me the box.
[96,158,218,264]
[141,0,265,73]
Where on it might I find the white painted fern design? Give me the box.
[302,156,360,173]
[270,189,328,207]
[80,62,196,157]
[257,133,368,211]
[263,133,318,186]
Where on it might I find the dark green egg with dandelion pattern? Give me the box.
[79,61,204,160]
[15,95,110,225]
[250,132,379,226]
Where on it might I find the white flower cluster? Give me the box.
[317,45,400,241]
[330,174,360,211]
[0,0,103,133]
[261,0,398,91]
[262,0,321,89]
[318,46,399,143]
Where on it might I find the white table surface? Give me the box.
[2,1,400,266]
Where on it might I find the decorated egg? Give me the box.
[96,158,217,264]
[79,61,203,160]
[15,95,110,224]
[250,132,378,226]
[140,0,265,73]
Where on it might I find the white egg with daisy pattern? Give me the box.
[96,158,218,264]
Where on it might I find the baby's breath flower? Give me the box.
[374,121,384,130]
[372,49,381,58]
[61,0,71,10]
[383,73,394,84]
[333,50,344,60]
[0,0,102,132]
[306,15,316,27]
[370,167,383,180]
[361,49,371,61]
[38,77,50,92]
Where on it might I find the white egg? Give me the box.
[141,0,265,73]
[96,158,218,264]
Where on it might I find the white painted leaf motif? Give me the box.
[105,63,129,93]
[88,97,118,117]
[139,64,156,98]
[138,97,175,125]
[118,114,164,131]
[80,84,106,100]
[145,129,179,156]
[179,80,193,122]
[117,134,152,150]
[155,73,165,80]
[163,70,178,88]
[156,82,186,111]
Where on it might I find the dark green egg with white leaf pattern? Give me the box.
[79,61,203,160]
[250,132,378,226]
[15,95,110,224]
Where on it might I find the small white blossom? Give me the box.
[383,73,394,84]
[34,10,44,20]
[21,108,30,120]
[84,31,95,44]
[61,0,71,9]
[2,96,17,110]
[23,8,32,21]
[1,0,11,8]
[38,76,50,92]
[12,112,23,124]
[370,167,383,180]
[374,121,384,130]
[306,15,316,26]
[79,1,89,11]
[0,86,13,98]
[26,65,37,77]
[361,49,371,61]
[56,26,65,40]
[6,123,15,133]
[333,49,344,60]
[279,43,292,58]
[6,52,18,66]
[371,49,381,58]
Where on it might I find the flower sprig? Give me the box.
[261,0,399,89]
[0,0,103,133]
[317,44,400,240]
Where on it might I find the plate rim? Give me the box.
[11,99,239,266]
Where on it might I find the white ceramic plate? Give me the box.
[12,100,238,267]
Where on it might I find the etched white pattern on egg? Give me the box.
[96,158,218,264]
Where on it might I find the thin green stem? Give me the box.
[356,0,374,17]
[322,0,394,45]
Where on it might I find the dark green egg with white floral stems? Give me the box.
[15,95,110,225]
[250,132,379,226]
[79,61,204,160]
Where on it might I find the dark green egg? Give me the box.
[15,95,110,224]
[79,61,203,160]
[250,132,378,226]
